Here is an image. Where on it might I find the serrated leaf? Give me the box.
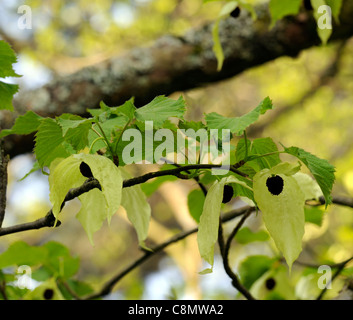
[236,137,281,170]
[0,41,20,78]
[121,169,151,246]
[197,175,252,271]
[0,81,19,111]
[269,0,302,28]
[74,154,123,224]
[283,146,335,207]
[135,95,186,128]
[205,97,273,135]
[112,98,136,120]
[56,115,93,151]
[0,110,43,138]
[35,118,72,168]
[254,163,306,271]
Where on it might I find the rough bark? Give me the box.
[2,0,353,157]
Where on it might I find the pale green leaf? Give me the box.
[48,155,86,218]
[269,0,302,28]
[293,172,323,201]
[77,188,108,245]
[197,178,227,270]
[74,154,123,224]
[205,97,273,135]
[312,0,334,44]
[212,18,224,72]
[121,169,151,246]
[197,175,252,271]
[254,163,306,270]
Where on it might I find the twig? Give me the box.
[218,208,255,300]
[0,140,9,228]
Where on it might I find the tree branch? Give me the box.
[218,208,256,300]
[0,141,9,228]
[3,0,353,157]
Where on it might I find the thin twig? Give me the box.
[218,208,255,300]
[0,140,9,228]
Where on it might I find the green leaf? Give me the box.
[212,1,239,70]
[269,0,302,28]
[141,174,178,197]
[121,169,151,246]
[0,81,19,111]
[235,227,269,244]
[23,277,64,300]
[205,97,273,136]
[197,175,252,271]
[283,146,335,207]
[293,172,323,201]
[48,155,86,218]
[304,206,325,226]
[56,115,93,151]
[74,154,123,224]
[77,188,108,245]
[0,241,47,269]
[0,41,21,111]
[238,255,276,289]
[254,163,306,271]
[35,118,72,168]
[135,95,186,128]
[311,0,337,44]
[326,0,343,21]
[42,242,80,279]
[0,41,21,78]
[236,137,281,170]
[112,98,136,120]
[197,178,227,270]
[187,189,206,223]
[212,16,225,72]
[0,111,43,138]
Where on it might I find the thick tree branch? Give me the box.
[3,0,353,157]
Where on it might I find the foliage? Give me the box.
[0,41,21,111]
[0,0,352,301]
